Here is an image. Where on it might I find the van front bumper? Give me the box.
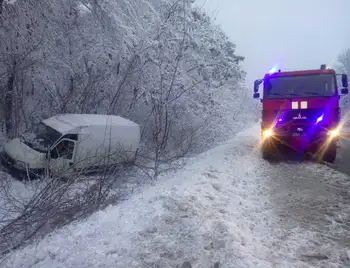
[0,151,45,179]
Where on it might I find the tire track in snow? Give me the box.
[257,147,350,266]
[199,124,350,267]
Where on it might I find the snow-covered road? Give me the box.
[2,124,350,268]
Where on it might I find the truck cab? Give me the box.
[253,65,349,162]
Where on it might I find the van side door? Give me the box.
[49,138,76,177]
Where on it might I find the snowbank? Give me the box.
[1,124,266,267]
[0,172,38,227]
[2,123,350,268]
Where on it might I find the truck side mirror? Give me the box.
[341,88,349,95]
[253,92,260,99]
[341,74,348,88]
[254,80,261,93]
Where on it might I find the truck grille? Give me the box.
[275,125,309,135]
[281,108,324,123]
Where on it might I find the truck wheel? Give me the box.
[322,142,337,163]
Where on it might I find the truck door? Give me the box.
[49,138,76,177]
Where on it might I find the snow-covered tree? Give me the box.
[0,0,248,252]
[0,0,246,160]
[336,48,350,109]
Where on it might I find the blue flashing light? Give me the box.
[316,114,324,124]
[268,64,279,74]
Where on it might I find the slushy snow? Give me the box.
[2,124,350,268]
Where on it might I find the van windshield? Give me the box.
[22,123,62,153]
[265,74,337,98]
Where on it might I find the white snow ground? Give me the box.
[2,124,350,268]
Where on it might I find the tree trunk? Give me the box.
[5,66,15,138]
[0,0,3,15]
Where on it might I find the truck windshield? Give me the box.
[21,123,62,153]
[265,74,336,98]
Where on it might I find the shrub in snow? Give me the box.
[336,49,350,111]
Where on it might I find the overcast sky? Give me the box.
[195,0,350,88]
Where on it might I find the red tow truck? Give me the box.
[253,64,349,162]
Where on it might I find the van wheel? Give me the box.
[322,142,337,163]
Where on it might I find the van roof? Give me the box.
[42,114,139,133]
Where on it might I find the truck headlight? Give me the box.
[328,128,340,138]
[263,128,274,138]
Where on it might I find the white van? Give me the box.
[1,114,140,178]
